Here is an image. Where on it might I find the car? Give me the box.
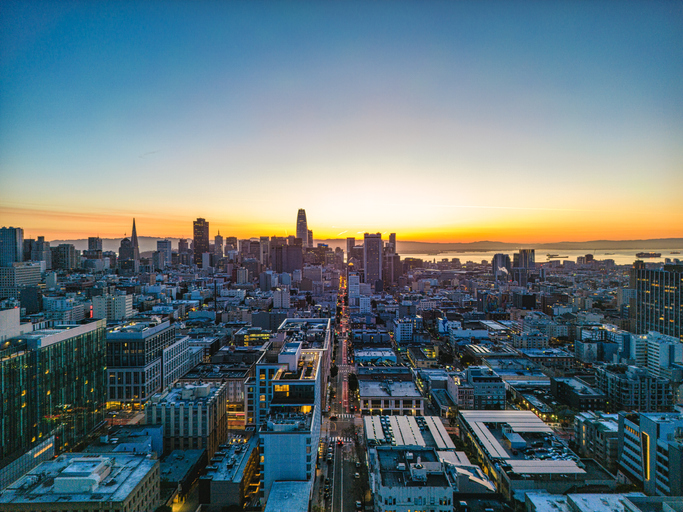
[330,416,338,421]
[356,500,363,510]
[354,472,360,479]
[325,478,330,485]
[355,461,361,468]
[337,440,344,446]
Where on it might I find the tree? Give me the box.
[348,373,359,393]
[330,365,339,378]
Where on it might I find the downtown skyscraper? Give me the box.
[193,218,210,266]
[363,232,383,290]
[296,209,308,247]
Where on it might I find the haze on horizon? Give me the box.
[1,1,682,243]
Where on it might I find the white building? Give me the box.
[359,381,424,416]
[0,453,160,512]
[394,318,414,344]
[93,293,133,322]
[359,295,372,313]
[644,331,683,378]
[273,288,290,309]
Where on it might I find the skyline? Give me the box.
[1,1,682,242]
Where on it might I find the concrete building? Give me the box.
[643,331,683,378]
[296,209,308,247]
[447,366,506,410]
[573,411,620,473]
[594,364,673,413]
[0,453,160,512]
[93,293,133,322]
[193,217,210,267]
[513,331,550,349]
[199,433,260,510]
[146,382,228,458]
[371,447,455,512]
[618,412,683,496]
[363,232,383,289]
[359,381,424,416]
[0,262,42,299]
[551,377,607,411]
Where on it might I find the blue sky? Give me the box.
[1,1,681,241]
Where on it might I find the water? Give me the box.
[402,249,682,266]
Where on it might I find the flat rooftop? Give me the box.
[150,382,223,404]
[376,447,449,488]
[261,411,314,433]
[365,416,455,451]
[203,434,258,482]
[359,381,422,398]
[263,480,312,512]
[0,454,157,505]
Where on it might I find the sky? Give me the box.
[1,0,682,243]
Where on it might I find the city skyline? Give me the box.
[1,1,682,242]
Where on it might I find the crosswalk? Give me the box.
[331,413,355,420]
[328,436,354,444]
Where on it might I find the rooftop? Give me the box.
[263,480,312,512]
[0,454,157,505]
[261,411,314,433]
[203,434,258,482]
[364,415,455,450]
[359,380,422,398]
[375,447,450,488]
[149,382,224,405]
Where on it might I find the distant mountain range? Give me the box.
[49,236,683,254]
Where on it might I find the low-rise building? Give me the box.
[550,377,607,411]
[0,453,160,512]
[145,382,228,458]
[447,366,506,410]
[359,380,424,416]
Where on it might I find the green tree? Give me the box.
[348,373,359,393]
[330,365,339,378]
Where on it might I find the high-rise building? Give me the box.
[214,231,224,256]
[0,227,24,267]
[50,244,78,270]
[130,219,140,261]
[634,263,682,341]
[512,248,535,286]
[93,294,133,322]
[346,237,355,263]
[386,233,397,254]
[296,209,308,247]
[0,319,107,482]
[88,237,103,251]
[307,229,313,248]
[363,232,383,288]
[492,253,511,281]
[156,239,172,266]
[26,236,51,269]
[178,238,189,253]
[193,218,210,266]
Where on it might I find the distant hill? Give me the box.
[49,236,683,254]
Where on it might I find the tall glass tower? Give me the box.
[296,209,308,247]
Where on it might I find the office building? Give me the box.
[106,320,190,408]
[146,382,228,457]
[26,236,51,268]
[0,262,42,299]
[0,319,107,486]
[618,412,683,496]
[513,248,535,286]
[634,263,682,341]
[0,227,24,267]
[358,380,424,415]
[346,237,355,263]
[371,447,456,512]
[643,331,683,378]
[130,218,140,260]
[199,434,260,511]
[447,366,506,410]
[88,236,103,251]
[214,231,224,256]
[93,293,133,322]
[295,209,308,247]
[492,253,512,281]
[193,217,210,266]
[157,239,172,266]
[0,453,160,512]
[551,377,607,411]
[594,364,673,412]
[573,412,620,473]
[50,243,77,270]
[363,232,383,289]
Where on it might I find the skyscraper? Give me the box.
[193,218,210,266]
[157,239,172,266]
[363,232,383,288]
[0,227,24,267]
[296,209,308,247]
[346,237,355,263]
[492,253,511,281]
[634,263,682,341]
[130,219,140,261]
[513,248,535,286]
[88,237,103,251]
[214,231,224,256]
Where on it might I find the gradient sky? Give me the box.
[1,1,682,243]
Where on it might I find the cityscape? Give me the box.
[1,2,683,512]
